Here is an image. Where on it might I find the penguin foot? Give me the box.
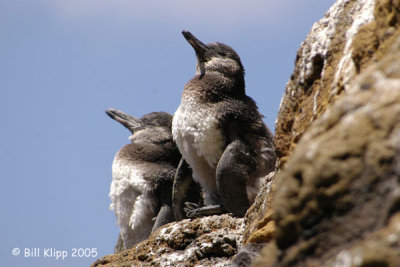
[184,202,228,218]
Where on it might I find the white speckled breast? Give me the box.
[173,93,226,202]
[173,95,225,170]
[109,155,158,247]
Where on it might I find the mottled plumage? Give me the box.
[172,31,276,219]
[107,108,180,252]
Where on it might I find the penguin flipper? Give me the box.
[172,158,202,220]
[216,138,256,217]
[151,204,174,232]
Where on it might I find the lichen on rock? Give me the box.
[254,15,400,267]
[92,215,244,267]
[275,0,377,163]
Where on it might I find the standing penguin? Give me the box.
[106,108,181,252]
[172,31,276,219]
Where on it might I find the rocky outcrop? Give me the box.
[92,215,244,267]
[274,0,400,163]
[252,0,400,266]
[93,0,400,266]
[254,37,400,266]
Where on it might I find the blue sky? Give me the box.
[1,1,335,266]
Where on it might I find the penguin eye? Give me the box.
[218,52,226,57]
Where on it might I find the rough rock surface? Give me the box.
[94,0,400,266]
[243,172,275,244]
[252,0,400,266]
[92,215,244,267]
[274,0,400,163]
[254,39,400,266]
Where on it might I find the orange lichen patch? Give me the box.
[246,220,276,244]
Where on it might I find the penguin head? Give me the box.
[182,30,244,78]
[106,108,173,144]
[106,108,142,133]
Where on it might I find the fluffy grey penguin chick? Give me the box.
[172,31,276,219]
[106,108,181,252]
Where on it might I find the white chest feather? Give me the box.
[109,158,150,203]
[109,157,157,242]
[172,96,225,169]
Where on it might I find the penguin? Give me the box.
[172,31,276,219]
[106,108,181,252]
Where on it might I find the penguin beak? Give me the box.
[105,108,142,133]
[182,30,208,61]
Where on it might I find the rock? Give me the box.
[242,172,275,243]
[273,0,398,164]
[230,172,276,266]
[92,215,244,267]
[254,40,400,265]
[252,0,400,265]
[230,242,267,267]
